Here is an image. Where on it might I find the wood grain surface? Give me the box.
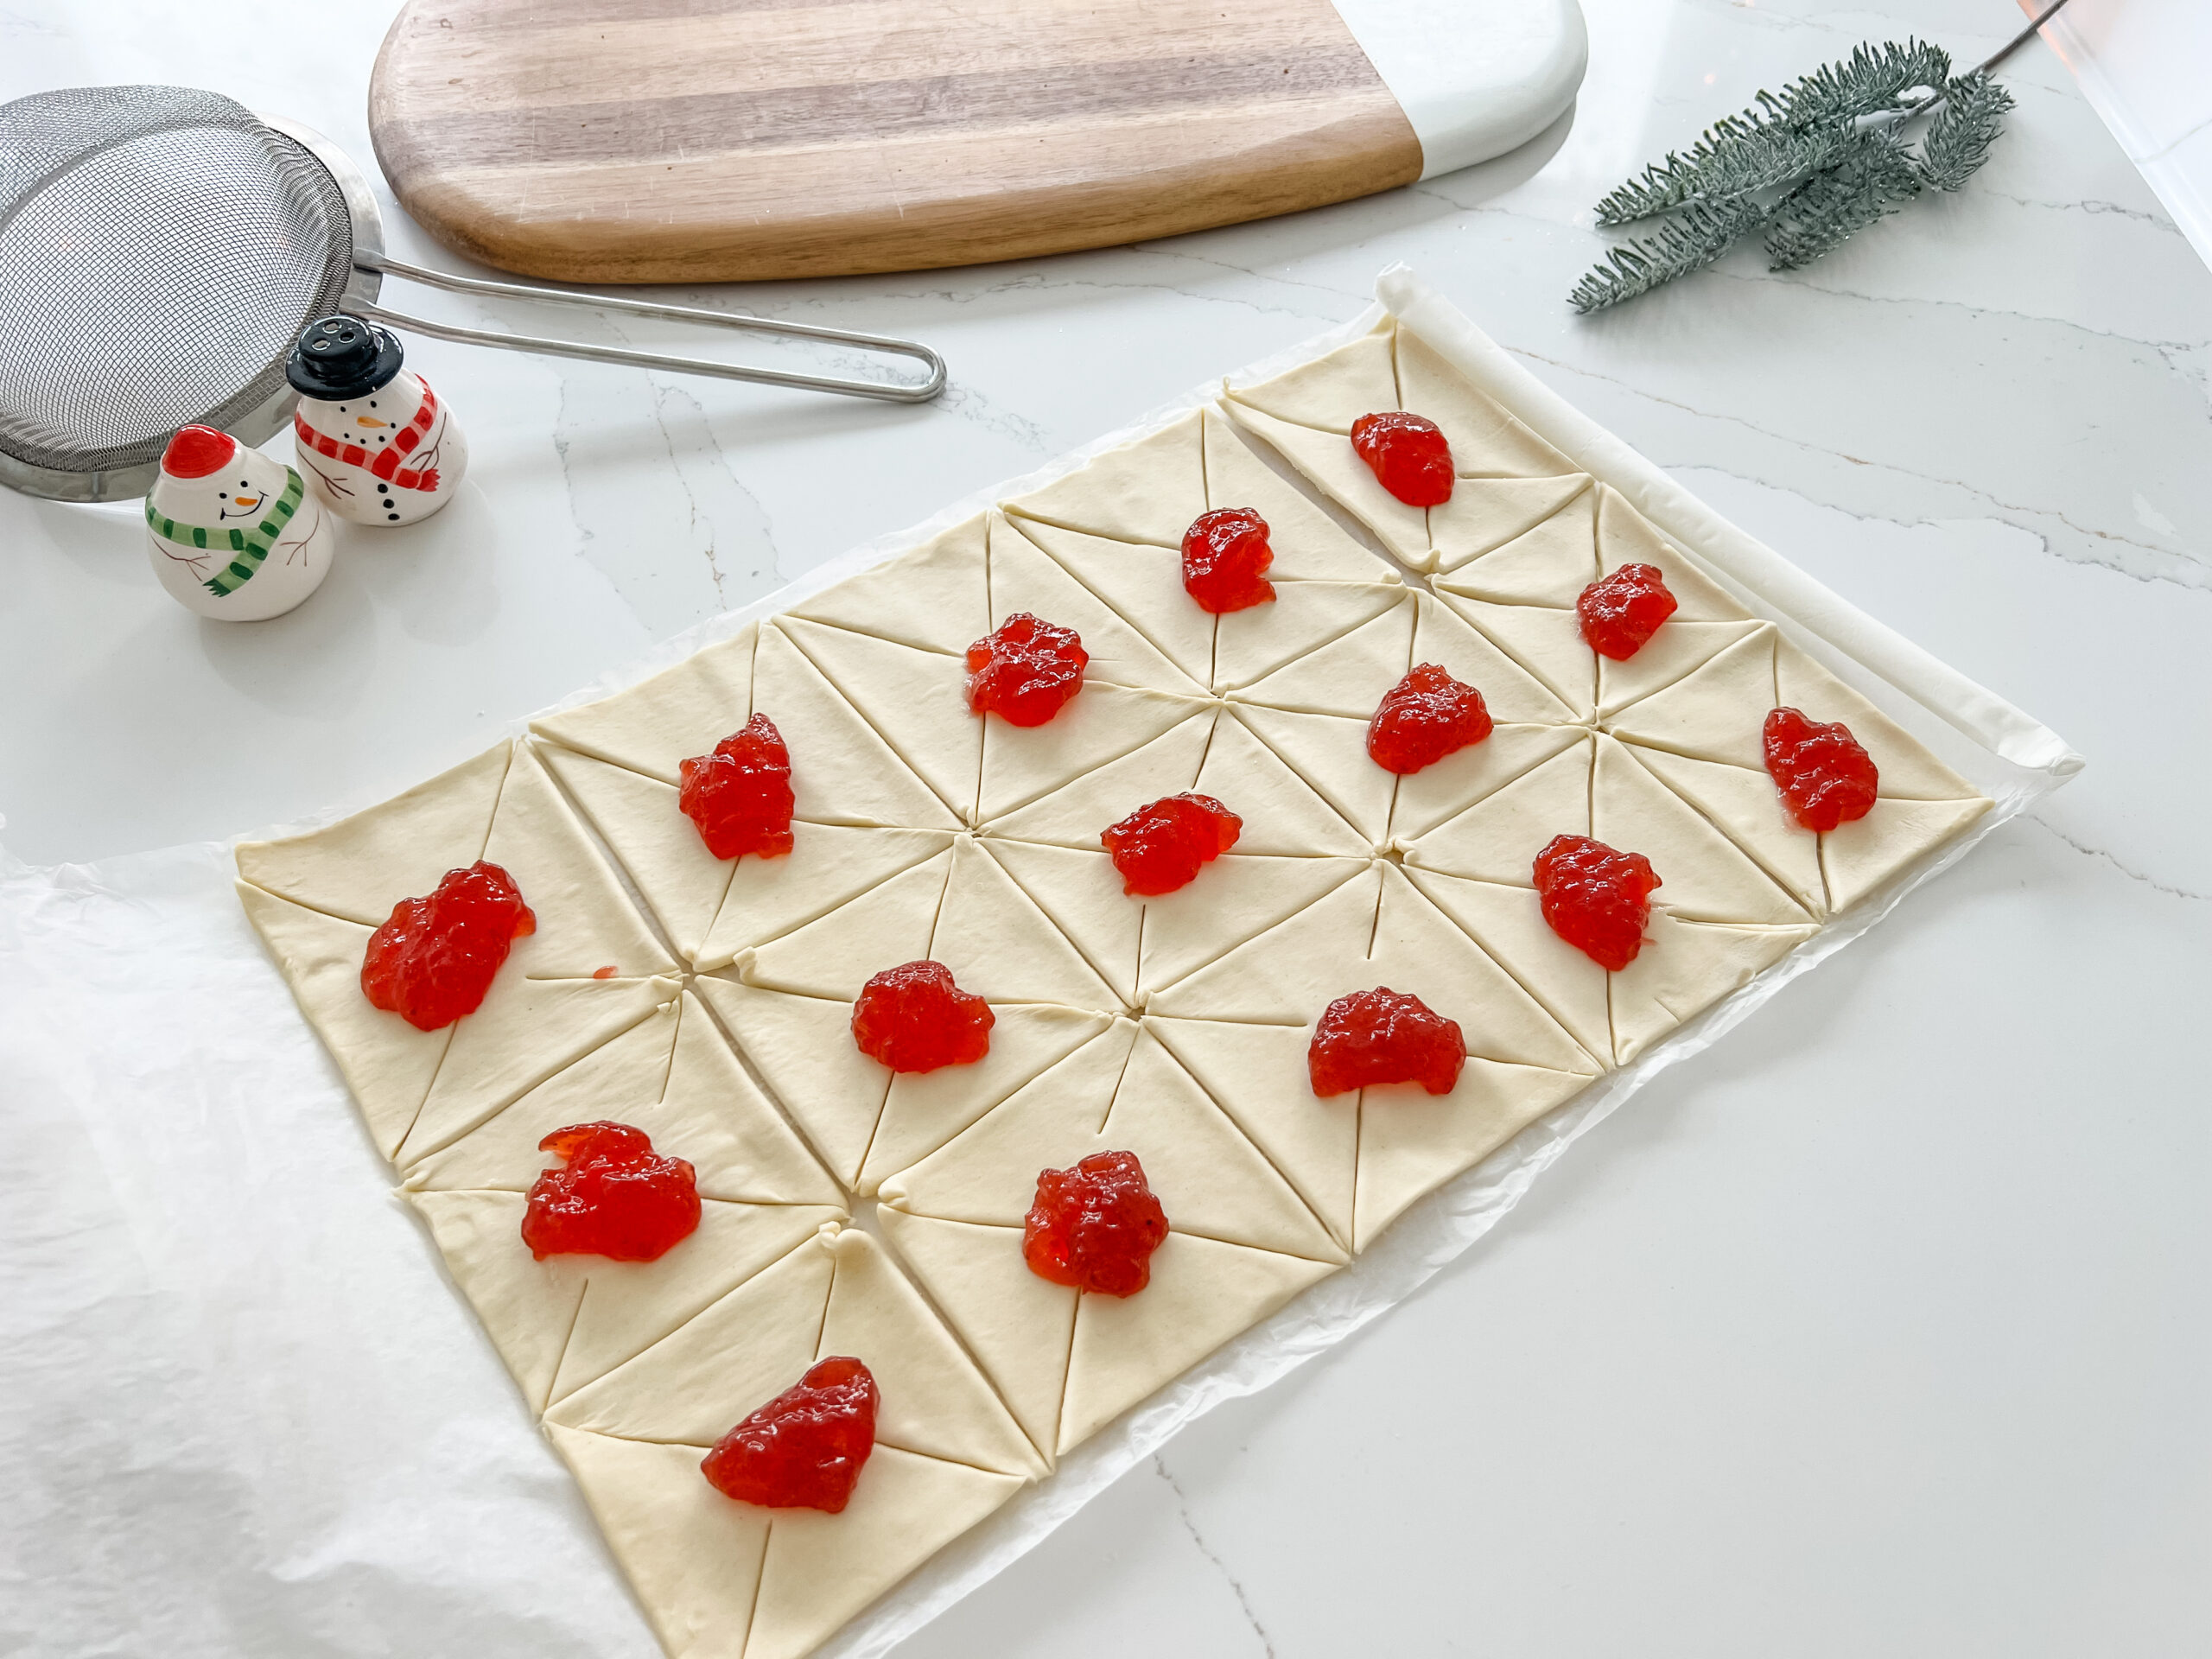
[368,0,1424,283]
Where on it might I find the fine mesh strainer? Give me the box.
[0,86,948,503]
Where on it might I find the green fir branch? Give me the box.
[1764,39,1952,128]
[1763,130,1922,270]
[1913,73,2016,191]
[1568,199,1766,314]
[1593,118,1834,226]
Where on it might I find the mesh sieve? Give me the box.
[0,85,945,503]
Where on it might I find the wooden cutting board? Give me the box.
[367,0,1586,284]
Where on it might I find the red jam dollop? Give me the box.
[701,1356,879,1514]
[1180,508,1277,613]
[1533,834,1661,970]
[1366,663,1494,775]
[1763,706,1879,832]
[678,713,795,860]
[851,960,995,1072]
[520,1121,702,1262]
[1307,987,1465,1097]
[1350,410,1455,506]
[360,860,536,1031]
[966,613,1088,727]
[1022,1150,1169,1297]
[1100,792,1243,896]
[1577,563,1678,660]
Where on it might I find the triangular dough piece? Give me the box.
[1200,405,1396,583]
[931,835,1122,1009]
[408,1188,840,1411]
[1603,624,1778,768]
[1821,796,1991,913]
[1430,475,1592,577]
[1230,327,1399,431]
[1624,744,1827,916]
[735,850,947,999]
[1597,618,1767,721]
[1772,637,1981,801]
[874,1211,1077,1465]
[1592,737,1808,925]
[1595,486,1751,621]
[1146,863,1598,1077]
[529,626,756,786]
[987,514,1203,696]
[691,978,888,1189]
[751,621,960,831]
[698,824,955,972]
[405,992,839,1207]
[543,1427,770,1659]
[1058,1231,1335,1452]
[235,741,510,925]
[1211,579,1405,695]
[236,882,451,1158]
[1225,703,1395,845]
[879,1020,1343,1264]
[1409,588,1578,726]
[785,513,990,657]
[976,710,1214,849]
[1001,410,1209,547]
[775,617,979,825]
[1394,327,1577,477]
[1402,868,1611,1062]
[1431,591,1595,720]
[1611,911,1816,1063]
[1401,737,1592,887]
[1192,708,1372,855]
[1008,518,1215,687]
[984,837,1370,1007]
[486,743,679,978]
[977,680,1205,823]
[1229,594,1414,716]
[863,1003,1115,1196]
[1223,397,1429,569]
[1389,721,1586,848]
[1433,480,1596,605]
[537,741,732,965]
[1352,1057,1593,1249]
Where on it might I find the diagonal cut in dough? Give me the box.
[1433,481,1595,607]
[1392,326,1577,478]
[537,740,734,966]
[785,513,990,658]
[977,678,1208,825]
[1001,410,1210,548]
[1224,702,1396,847]
[775,617,981,826]
[1211,577,1405,696]
[531,626,756,787]
[1227,591,1415,716]
[1200,405,1400,583]
[1430,474,1592,579]
[1387,721,1586,850]
[987,513,1205,696]
[751,621,960,832]
[1011,516,1216,686]
[1594,485,1751,622]
[696,824,955,973]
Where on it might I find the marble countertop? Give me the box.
[4,1,2207,1654]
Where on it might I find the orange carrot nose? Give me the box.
[354,416,390,429]
[232,494,261,510]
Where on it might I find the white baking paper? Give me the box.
[0,270,2079,1659]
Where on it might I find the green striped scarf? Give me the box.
[144,467,306,597]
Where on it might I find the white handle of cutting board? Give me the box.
[1330,0,1589,177]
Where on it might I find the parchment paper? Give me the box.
[0,270,2080,1659]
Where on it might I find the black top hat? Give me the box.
[286,315,406,401]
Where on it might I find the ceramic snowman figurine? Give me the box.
[286,315,468,524]
[143,424,332,621]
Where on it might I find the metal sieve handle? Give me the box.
[350,251,945,404]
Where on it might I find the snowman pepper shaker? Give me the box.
[143,424,332,620]
[286,315,467,524]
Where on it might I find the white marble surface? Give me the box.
[3,1,2208,1654]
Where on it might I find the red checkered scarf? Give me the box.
[293,380,442,492]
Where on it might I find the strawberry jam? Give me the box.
[1100,793,1243,896]
[1350,410,1454,506]
[1764,706,1879,832]
[1180,508,1277,613]
[702,1356,879,1514]
[678,713,795,860]
[1307,987,1465,1096]
[1533,834,1661,970]
[1577,563,1678,660]
[966,613,1088,727]
[520,1122,701,1262]
[851,960,994,1072]
[359,861,535,1031]
[1367,663,1494,775]
[1023,1150,1169,1297]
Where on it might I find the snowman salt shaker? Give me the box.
[286,315,467,524]
[143,424,332,621]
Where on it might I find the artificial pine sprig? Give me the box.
[1568,3,2067,314]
